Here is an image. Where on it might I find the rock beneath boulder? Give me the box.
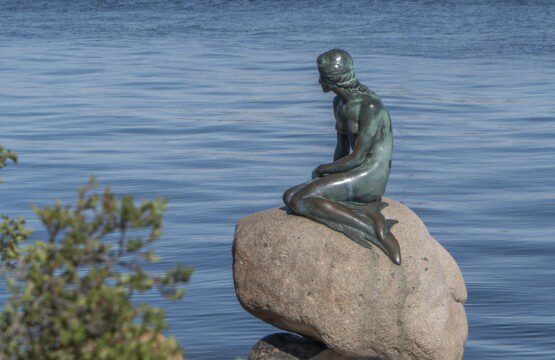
[233,199,467,360]
[248,333,325,360]
[249,333,356,360]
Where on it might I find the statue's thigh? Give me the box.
[350,166,387,202]
[300,171,360,202]
[321,165,384,203]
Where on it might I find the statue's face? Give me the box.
[319,73,332,93]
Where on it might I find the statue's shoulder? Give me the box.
[359,93,384,113]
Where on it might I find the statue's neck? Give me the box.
[333,87,352,102]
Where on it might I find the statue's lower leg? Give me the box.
[290,196,386,249]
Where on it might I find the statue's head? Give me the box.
[317,49,356,93]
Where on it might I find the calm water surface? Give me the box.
[1,1,554,358]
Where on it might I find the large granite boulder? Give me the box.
[233,199,467,360]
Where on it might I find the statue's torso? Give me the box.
[334,96,359,136]
[333,93,393,159]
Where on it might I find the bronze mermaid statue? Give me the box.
[283,49,401,265]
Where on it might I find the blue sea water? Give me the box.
[1,1,554,358]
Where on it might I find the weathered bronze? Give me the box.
[283,49,401,265]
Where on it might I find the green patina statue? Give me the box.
[283,49,401,265]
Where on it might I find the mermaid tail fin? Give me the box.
[362,201,388,242]
[341,200,392,242]
[321,200,400,265]
[386,219,398,231]
[337,224,373,249]
[358,227,401,265]
[330,217,402,265]
[382,231,401,265]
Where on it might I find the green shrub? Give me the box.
[0,148,191,360]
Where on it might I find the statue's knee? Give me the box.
[289,194,305,214]
[283,188,294,207]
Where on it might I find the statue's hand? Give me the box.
[311,165,326,179]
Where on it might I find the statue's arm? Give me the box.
[313,104,379,178]
[334,132,349,161]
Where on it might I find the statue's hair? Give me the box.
[317,49,371,95]
[337,79,371,95]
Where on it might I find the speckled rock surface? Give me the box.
[233,199,467,360]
